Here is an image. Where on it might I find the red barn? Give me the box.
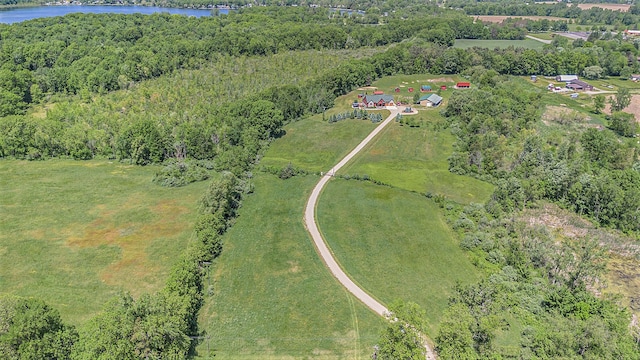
[456,82,470,89]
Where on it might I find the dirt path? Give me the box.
[303,107,437,359]
[526,35,552,44]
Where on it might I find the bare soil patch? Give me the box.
[604,94,640,122]
[426,77,454,83]
[577,3,630,12]
[472,15,566,23]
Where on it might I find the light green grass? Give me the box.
[528,32,554,40]
[0,159,207,325]
[197,174,384,359]
[262,115,378,172]
[342,115,494,204]
[318,180,481,337]
[454,39,545,50]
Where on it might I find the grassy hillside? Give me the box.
[343,118,494,205]
[198,174,384,359]
[317,180,480,337]
[0,159,208,324]
[262,113,378,172]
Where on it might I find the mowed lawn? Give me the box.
[343,115,494,204]
[0,159,207,324]
[198,174,384,359]
[454,39,545,50]
[317,180,480,337]
[262,114,377,172]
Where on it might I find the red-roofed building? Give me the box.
[456,82,470,89]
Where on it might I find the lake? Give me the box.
[0,5,225,24]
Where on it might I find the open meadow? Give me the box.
[0,159,208,324]
[341,118,495,205]
[317,180,480,337]
[197,174,384,359]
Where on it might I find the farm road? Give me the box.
[303,107,437,359]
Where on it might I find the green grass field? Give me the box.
[528,32,554,41]
[342,116,494,205]
[454,39,545,50]
[317,180,480,337]
[262,114,378,172]
[197,174,384,359]
[0,159,207,324]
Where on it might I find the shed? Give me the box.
[456,82,470,89]
[418,94,443,107]
[395,87,400,93]
[408,87,414,92]
[556,75,579,82]
[420,85,432,92]
[440,85,447,90]
[631,74,640,81]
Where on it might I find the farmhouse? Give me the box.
[556,75,579,82]
[362,94,395,108]
[418,94,443,107]
[420,85,432,92]
[456,82,470,89]
[566,79,593,91]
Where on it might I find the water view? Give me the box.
[0,5,223,23]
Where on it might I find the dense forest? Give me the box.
[2,4,640,359]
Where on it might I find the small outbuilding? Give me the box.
[408,87,414,92]
[420,85,432,92]
[395,87,400,93]
[631,74,640,81]
[418,94,443,107]
[456,82,470,89]
[440,85,447,90]
[556,75,579,82]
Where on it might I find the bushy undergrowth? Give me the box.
[153,159,213,187]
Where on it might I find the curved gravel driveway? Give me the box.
[302,107,437,358]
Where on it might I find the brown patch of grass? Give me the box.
[541,105,590,125]
[65,200,190,296]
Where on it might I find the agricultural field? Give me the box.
[454,39,546,50]
[197,174,384,359]
[0,159,208,324]
[318,180,481,337]
[577,3,631,12]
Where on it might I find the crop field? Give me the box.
[454,39,545,50]
[318,180,480,337]
[577,3,631,11]
[0,159,208,324]
[342,118,494,204]
[197,174,384,359]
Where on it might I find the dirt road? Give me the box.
[303,107,436,359]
